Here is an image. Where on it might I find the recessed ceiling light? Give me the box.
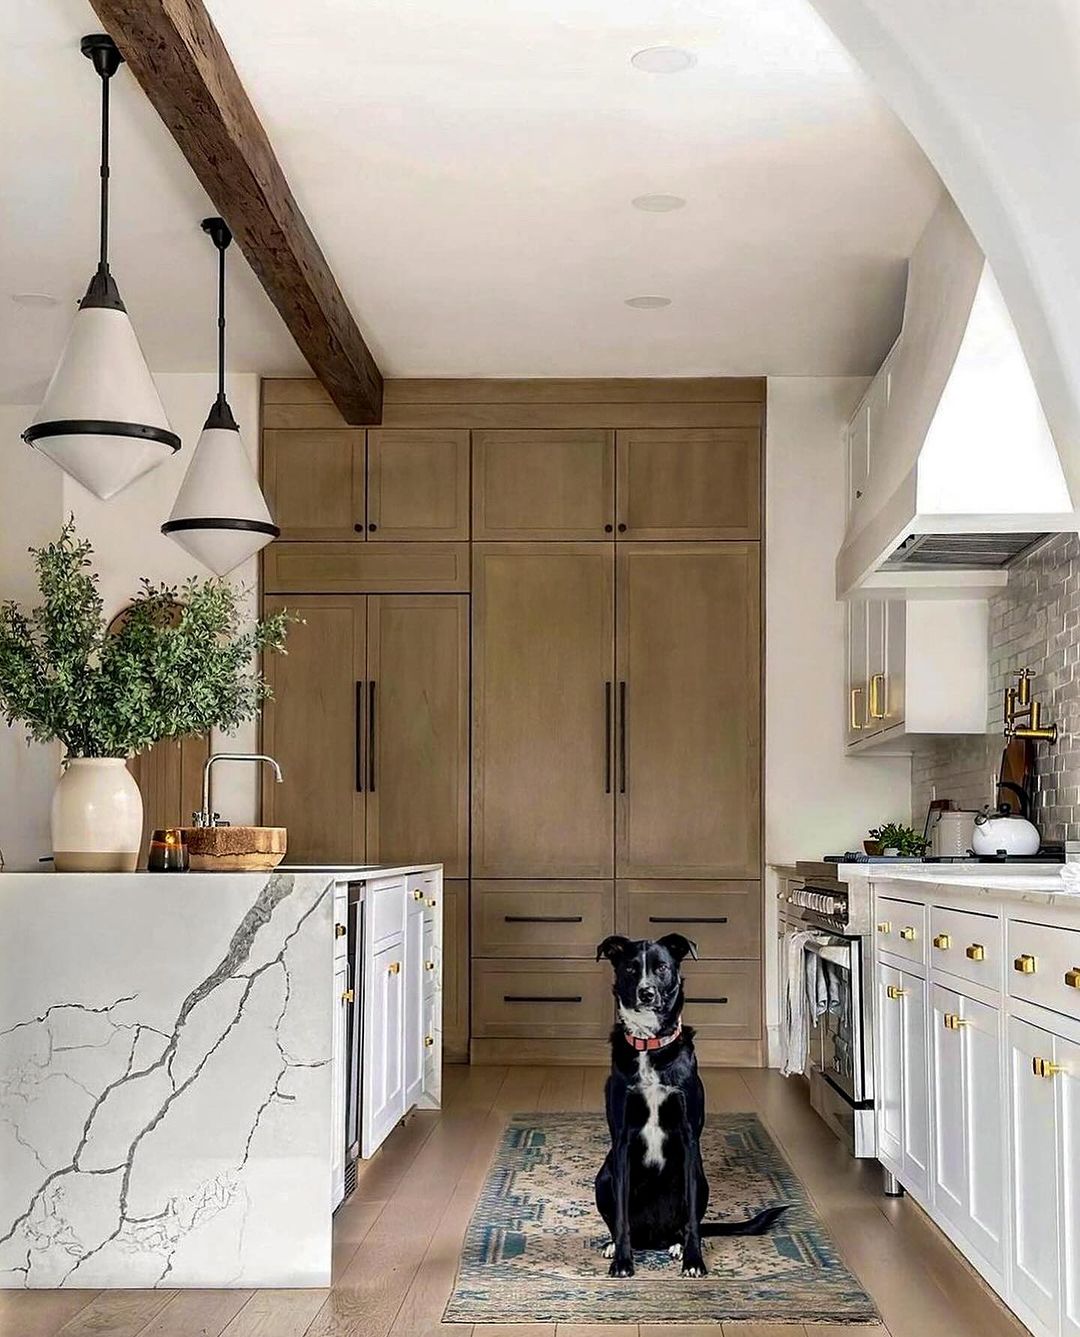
[630,47,696,74]
[625,295,672,310]
[11,293,62,309]
[631,194,687,213]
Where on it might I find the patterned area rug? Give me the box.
[444,1112,880,1325]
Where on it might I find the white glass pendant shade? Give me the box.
[162,413,278,575]
[24,300,178,500]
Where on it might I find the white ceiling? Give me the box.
[3,0,942,402]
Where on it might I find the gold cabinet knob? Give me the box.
[886,984,907,1000]
[1014,954,1037,975]
[943,1013,969,1030]
[933,933,951,950]
[424,1035,435,1048]
[424,960,435,971]
[877,922,892,935]
[899,927,917,942]
[426,898,437,908]
[342,988,355,1004]
[1033,1056,1064,1078]
[966,944,985,962]
[413,889,425,901]
[335,923,348,938]
[1065,968,1080,989]
[388,961,401,975]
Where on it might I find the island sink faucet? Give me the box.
[194,752,284,828]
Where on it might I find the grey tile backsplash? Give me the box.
[912,532,1080,843]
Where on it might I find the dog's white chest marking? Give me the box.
[634,1053,675,1169]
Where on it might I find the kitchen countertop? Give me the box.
[839,860,1080,905]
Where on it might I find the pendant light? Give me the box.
[161,217,279,575]
[22,35,179,500]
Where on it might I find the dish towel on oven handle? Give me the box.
[780,930,845,1077]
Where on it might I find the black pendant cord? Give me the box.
[98,67,110,273]
[200,217,237,430]
[78,35,125,311]
[217,238,227,403]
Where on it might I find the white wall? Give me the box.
[764,377,912,1060]
[0,374,262,867]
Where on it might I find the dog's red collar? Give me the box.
[622,1018,683,1052]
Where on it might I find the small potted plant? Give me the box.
[0,521,292,872]
[866,822,927,858]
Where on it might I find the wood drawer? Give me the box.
[263,541,470,593]
[472,959,613,1038]
[1007,918,1080,1022]
[875,896,926,966]
[928,904,1000,988]
[681,961,761,1040]
[615,881,760,959]
[472,881,613,957]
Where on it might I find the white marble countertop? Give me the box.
[2,861,443,881]
[839,860,1080,903]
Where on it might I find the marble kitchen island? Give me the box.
[0,863,443,1290]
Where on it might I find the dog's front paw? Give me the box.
[681,1246,707,1278]
[608,1250,635,1278]
[667,1242,683,1260]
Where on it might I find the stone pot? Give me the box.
[51,758,143,872]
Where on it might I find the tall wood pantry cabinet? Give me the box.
[260,377,766,1065]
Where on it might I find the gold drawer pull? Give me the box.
[943,1013,969,1030]
[1033,1056,1064,1079]
[966,944,985,962]
[850,687,864,731]
[424,1035,435,1048]
[933,933,951,950]
[899,927,917,942]
[413,889,425,901]
[388,961,401,975]
[424,960,436,971]
[335,923,348,938]
[1065,968,1080,989]
[342,988,354,1004]
[869,672,887,720]
[1014,954,1037,975]
[877,922,892,935]
[886,985,907,1000]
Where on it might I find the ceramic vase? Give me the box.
[51,758,143,872]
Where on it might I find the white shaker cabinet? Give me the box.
[363,935,406,1157]
[331,958,350,1208]
[931,985,1004,1275]
[876,961,929,1197]
[405,889,425,1110]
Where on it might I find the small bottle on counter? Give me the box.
[147,828,189,873]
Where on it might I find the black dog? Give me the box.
[594,933,788,1278]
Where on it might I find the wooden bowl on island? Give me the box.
[184,826,287,872]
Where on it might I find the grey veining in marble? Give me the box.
[0,871,334,1288]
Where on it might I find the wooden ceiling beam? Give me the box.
[89,0,383,425]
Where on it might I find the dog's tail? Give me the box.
[700,1204,790,1236]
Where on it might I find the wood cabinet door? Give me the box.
[262,429,365,540]
[367,429,470,541]
[441,880,470,1062]
[615,428,760,539]
[472,430,614,539]
[472,543,614,877]
[364,594,469,876]
[261,596,366,863]
[1008,1015,1061,1332]
[616,543,760,879]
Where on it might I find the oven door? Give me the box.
[806,935,867,1105]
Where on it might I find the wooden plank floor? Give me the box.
[0,1066,1030,1337]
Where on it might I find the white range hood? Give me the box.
[836,195,1078,597]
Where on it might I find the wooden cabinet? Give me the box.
[616,880,761,959]
[262,594,468,872]
[615,428,760,539]
[442,880,470,1063]
[263,429,365,540]
[472,544,615,878]
[262,596,366,864]
[876,960,929,1197]
[262,426,468,542]
[473,880,614,958]
[931,984,1004,1273]
[472,429,613,539]
[616,543,760,879]
[367,429,469,541]
[365,595,469,876]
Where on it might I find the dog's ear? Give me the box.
[657,933,698,963]
[596,935,634,964]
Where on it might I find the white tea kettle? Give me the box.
[971,805,1040,857]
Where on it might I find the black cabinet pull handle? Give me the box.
[687,997,728,1005]
[648,916,729,925]
[368,680,377,791]
[619,680,627,794]
[504,915,584,924]
[604,681,613,794]
[504,995,583,1004]
[354,681,364,792]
